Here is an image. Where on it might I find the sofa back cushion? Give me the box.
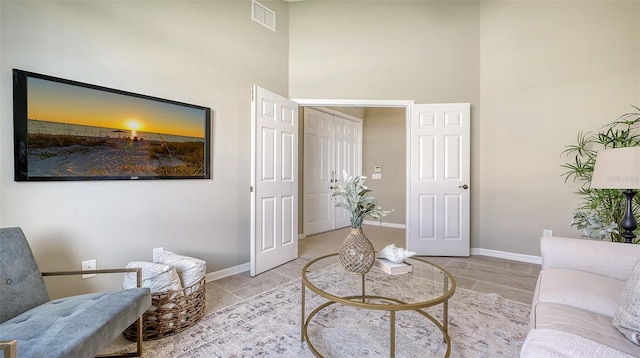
[0,227,50,323]
[541,237,640,281]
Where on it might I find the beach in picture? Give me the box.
[25,76,209,179]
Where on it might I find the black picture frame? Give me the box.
[13,69,211,181]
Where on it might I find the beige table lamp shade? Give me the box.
[591,147,640,190]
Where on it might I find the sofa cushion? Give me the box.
[613,258,640,346]
[533,302,640,357]
[540,237,640,281]
[534,268,625,318]
[521,328,636,358]
[0,288,150,358]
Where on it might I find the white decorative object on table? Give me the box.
[374,258,413,275]
[377,244,416,263]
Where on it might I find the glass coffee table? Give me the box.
[301,253,456,358]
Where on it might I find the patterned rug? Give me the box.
[117,264,531,357]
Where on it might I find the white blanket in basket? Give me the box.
[123,261,183,294]
[154,250,206,294]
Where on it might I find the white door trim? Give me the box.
[307,106,366,122]
[293,99,414,108]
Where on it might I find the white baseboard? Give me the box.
[471,247,542,265]
[362,220,406,229]
[299,222,405,240]
[205,262,250,282]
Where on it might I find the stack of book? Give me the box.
[374,258,412,275]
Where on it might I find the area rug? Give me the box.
[117,264,531,357]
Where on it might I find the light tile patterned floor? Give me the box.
[104,225,540,354]
[205,226,541,315]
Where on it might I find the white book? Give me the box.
[374,258,412,275]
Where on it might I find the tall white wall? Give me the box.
[289,1,640,256]
[0,0,289,296]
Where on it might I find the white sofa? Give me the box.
[521,236,640,357]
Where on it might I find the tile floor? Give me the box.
[104,226,541,354]
[205,226,541,315]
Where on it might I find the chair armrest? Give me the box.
[541,236,640,281]
[42,267,143,287]
[0,340,16,358]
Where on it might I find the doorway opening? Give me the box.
[294,99,413,246]
[295,99,471,257]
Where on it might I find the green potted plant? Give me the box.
[561,107,640,243]
[332,173,392,274]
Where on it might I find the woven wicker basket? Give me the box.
[123,277,206,341]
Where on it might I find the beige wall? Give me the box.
[289,1,479,102]
[289,0,482,246]
[362,107,406,225]
[289,1,640,256]
[0,0,289,296]
[478,1,639,255]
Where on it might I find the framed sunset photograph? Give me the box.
[13,69,211,181]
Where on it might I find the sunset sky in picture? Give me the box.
[27,77,207,139]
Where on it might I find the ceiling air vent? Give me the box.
[252,0,276,32]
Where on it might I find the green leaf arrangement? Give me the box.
[331,172,393,229]
[561,106,640,243]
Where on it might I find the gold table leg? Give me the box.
[301,279,306,341]
[390,311,396,358]
[443,273,449,343]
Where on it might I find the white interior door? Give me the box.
[250,85,298,276]
[303,108,334,234]
[303,107,362,236]
[407,103,470,256]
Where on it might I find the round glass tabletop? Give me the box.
[302,253,456,310]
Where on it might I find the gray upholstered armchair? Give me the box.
[0,227,151,358]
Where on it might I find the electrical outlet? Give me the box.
[82,259,96,279]
[153,247,164,262]
[543,229,553,237]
